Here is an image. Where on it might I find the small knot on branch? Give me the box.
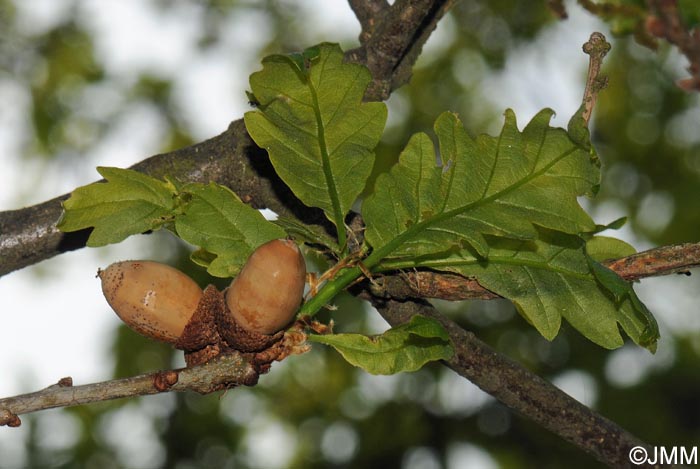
[583,32,611,56]
[581,32,612,125]
[57,377,73,387]
[153,371,179,392]
[0,409,21,427]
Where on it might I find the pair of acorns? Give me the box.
[99,239,306,367]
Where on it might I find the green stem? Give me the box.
[299,266,362,317]
[298,235,412,317]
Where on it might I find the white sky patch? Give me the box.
[170,7,274,139]
[403,446,441,469]
[447,442,499,469]
[86,101,169,168]
[173,48,249,140]
[605,341,676,388]
[638,275,700,335]
[98,404,166,469]
[78,0,202,79]
[320,421,359,464]
[277,0,360,45]
[436,367,492,416]
[551,369,598,408]
[242,414,298,469]
[13,0,74,35]
[0,78,33,210]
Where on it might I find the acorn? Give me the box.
[225,238,306,335]
[99,261,203,343]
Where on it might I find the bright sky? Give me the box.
[1,1,698,467]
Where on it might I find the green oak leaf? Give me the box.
[57,166,176,246]
[244,43,387,249]
[174,183,285,277]
[363,109,599,261]
[308,315,454,375]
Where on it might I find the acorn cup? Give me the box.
[98,239,307,369]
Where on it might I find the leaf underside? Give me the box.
[363,110,658,351]
[364,109,599,259]
[437,231,657,350]
[308,315,454,375]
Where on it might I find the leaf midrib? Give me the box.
[307,73,346,252]
[366,143,579,268]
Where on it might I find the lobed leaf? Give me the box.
[57,167,176,246]
[244,43,387,248]
[359,109,660,350]
[363,109,600,260]
[308,315,454,375]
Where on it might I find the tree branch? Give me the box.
[581,32,611,125]
[345,0,456,100]
[0,119,328,277]
[365,296,663,468]
[349,0,389,44]
[0,353,258,427]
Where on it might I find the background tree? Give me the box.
[1,1,699,468]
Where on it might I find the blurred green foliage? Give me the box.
[1,1,699,468]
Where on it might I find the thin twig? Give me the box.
[581,32,611,125]
[0,353,257,427]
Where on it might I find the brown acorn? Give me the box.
[99,261,203,343]
[225,239,306,336]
